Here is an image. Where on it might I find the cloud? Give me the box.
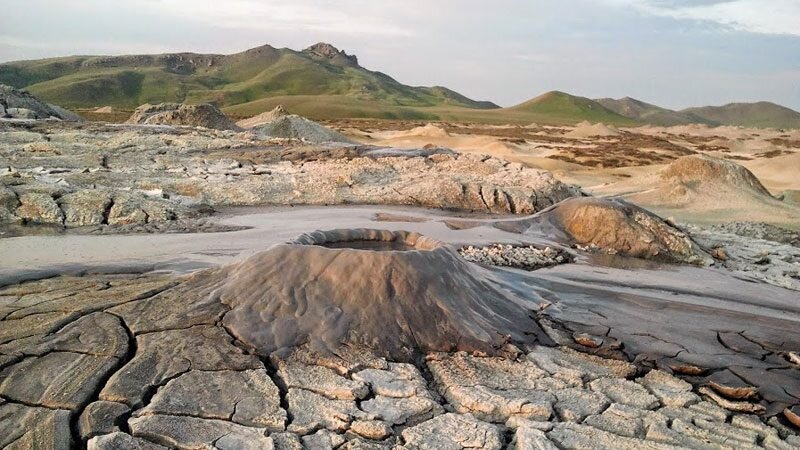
[141,0,417,37]
[603,0,800,36]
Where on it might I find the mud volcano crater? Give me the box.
[216,229,551,360]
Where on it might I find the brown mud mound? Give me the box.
[660,154,772,196]
[595,154,800,226]
[126,103,241,131]
[216,229,551,361]
[495,197,709,264]
[236,105,289,129]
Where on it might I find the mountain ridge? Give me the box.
[0,42,499,118]
[2,43,799,128]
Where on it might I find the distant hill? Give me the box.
[679,102,800,129]
[0,42,499,120]
[3,43,798,128]
[597,97,800,129]
[595,97,700,126]
[507,91,640,126]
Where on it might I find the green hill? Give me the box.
[0,43,499,117]
[506,91,640,126]
[680,102,800,129]
[595,97,700,126]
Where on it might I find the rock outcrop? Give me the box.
[304,42,359,65]
[0,84,82,121]
[0,121,581,232]
[126,103,241,131]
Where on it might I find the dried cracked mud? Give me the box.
[2,242,800,449]
[1,120,799,449]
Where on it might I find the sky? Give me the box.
[1,0,799,110]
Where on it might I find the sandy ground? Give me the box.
[331,120,800,229]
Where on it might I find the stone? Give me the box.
[527,346,636,383]
[698,386,766,414]
[401,413,503,450]
[428,352,548,390]
[350,420,392,440]
[353,362,430,398]
[637,369,699,407]
[280,343,389,376]
[708,369,760,400]
[688,417,761,446]
[87,432,169,450]
[78,401,130,440]
[784,405,800,428]
[550,422,677,450]
[58,190,112,226]
[583,407,644,438]
[0,402,72,449]
[0,311,78,344]
[0,312,129,359]
[129,414,274,450]
[16,192,63,224]
[513,426,559,450]
[100,326,262,408]
[588,377,660,409]
[0,351,119,409]
[441,385,554,422]
[301,429,347,450]
[659,399,730,423]
[285,388,366,434]
[505,417,554,431]
[271,432,303,450]
[573,332,604,348]
[340,439,394,450]
[277,361,369,400]
[137,369,285,431]
[359,394,442,426]
[553,388,610,422]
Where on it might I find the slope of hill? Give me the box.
[506,91,640,126]
[595,97,699,126]
[0,43,499,118]
[680,102,800,129]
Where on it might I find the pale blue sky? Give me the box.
[1,0,798,109]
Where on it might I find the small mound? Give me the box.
[660,154,772,197]
[216,229,551,360]
[126,103,241,131]
[253,115,354,144]
[94,106,115,113]
[0,84,82,121]
[565,122,621,138]
[495,197,709,264]
[779,190,800,206]
[236,105,289,129]
[394,123,451,139]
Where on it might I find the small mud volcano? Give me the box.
[216,229,551,361]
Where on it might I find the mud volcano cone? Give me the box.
[216,229,550,360]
